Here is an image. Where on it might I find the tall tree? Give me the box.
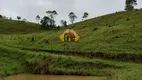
[46,10,58,27]
[36,15,40,24]
[125,0,137,10]
[17,16,21,21]
[82,12,89,20]
[68,12,77,24]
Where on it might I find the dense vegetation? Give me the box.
[0,9,142,80]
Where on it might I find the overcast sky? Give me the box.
[0,0,142,25]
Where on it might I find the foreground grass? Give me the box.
[0,44,142,80]
[0,45,119,76]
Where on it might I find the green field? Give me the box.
[0,9,142,80]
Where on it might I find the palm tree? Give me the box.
[68,12,77,24]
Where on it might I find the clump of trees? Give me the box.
[39,10,58,28]
[40,16,51,28]
[38,11,89,29]
[125,0,137,10]
[39,10,83,28]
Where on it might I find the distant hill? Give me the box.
[0,19,43,34]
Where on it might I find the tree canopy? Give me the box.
[68,12,77,24]
[125,0,137,10]
[17,16,21,21]
[82,12,89,20]
[46,10,58,27]
[36,15,40,24]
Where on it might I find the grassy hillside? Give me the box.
[0,9,142,80]
[0,9,142,54]
[0,19,44,34]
